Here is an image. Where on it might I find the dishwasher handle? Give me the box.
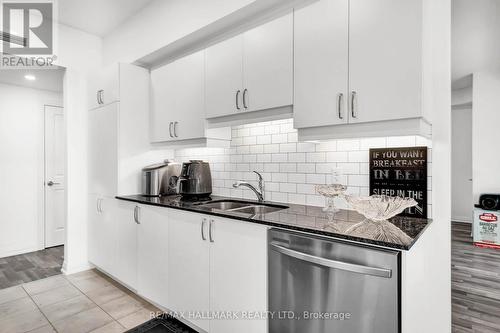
[270,243,392,278]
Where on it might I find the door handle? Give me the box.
[173,121,178,138]
[209,219,214,243]
[337,93,344,120]
[270,243,392,278]
[236,90,241,110]
[96,90,102,104]
[201,218,207,241]
[47,181,60,186]
[350,91,357,119]
[243,89,248,109]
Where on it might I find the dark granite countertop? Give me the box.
[116,194,432,250]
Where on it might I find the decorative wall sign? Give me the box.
[369,147,428,218]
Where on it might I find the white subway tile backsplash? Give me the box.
[306,152,326,163]
[174,118,432,217]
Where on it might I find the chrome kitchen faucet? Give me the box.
[233,171,265,202]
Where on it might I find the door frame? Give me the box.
[40,104,65,249]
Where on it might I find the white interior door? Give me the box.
[452,107,473,222]
[44,105,65,248]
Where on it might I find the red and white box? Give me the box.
[473,208,500,249]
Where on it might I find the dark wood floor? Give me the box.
[452,222,500,333]
[0,246,64,290]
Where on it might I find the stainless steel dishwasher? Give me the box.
[269,229,400,333]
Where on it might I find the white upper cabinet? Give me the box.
[206,36,244,119]
[88,102,118,197]
[348,0,422,123]
[242,13,293,113]
[294,0,349,128]
[205,13,293,119]
[151,51,207,142]
[87,64,119,109]
[294,0,430,139]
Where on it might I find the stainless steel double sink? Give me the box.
[196,200,288,215]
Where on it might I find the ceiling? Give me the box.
[0,68,65,92]
[57,0,154,37]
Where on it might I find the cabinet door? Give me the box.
[88,196,117,275]
[87,64,119,109]
[205,35,244,118]
[151,51,205,142]
[88,103,118,197]
[137,205,169,308]
[294,0,349,129]
[168,209,210,331]
[209,217,268,333]
[87,194,102,268]
[113,200,138,290]
[348,0,422,123]
[243,13,293,113]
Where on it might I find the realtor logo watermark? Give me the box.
[1,1,56,68]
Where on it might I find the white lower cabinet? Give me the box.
[88,195,117,275]
[113,200,139,290]
[209,216,268,333]
[168,209,211,331]
[137,205,170,308]
[89,204,268,333]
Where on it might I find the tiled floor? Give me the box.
[452,222,500,333]
[0,246,64,289]
[0,269,160,333]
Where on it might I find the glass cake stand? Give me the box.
[316,184,347,221]
[344,195,417,244]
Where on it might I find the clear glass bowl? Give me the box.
[344,195,417,222]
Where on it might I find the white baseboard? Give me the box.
[61,261,94,275]
[452,216,472,223]
[0,246,41,259]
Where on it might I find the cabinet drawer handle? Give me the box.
[209,219,214,243]
[337,93,344,120]
[350,91,357,119]
[96,90,103,104]
[134,206,141,224]
[243,89,248,109]
[169,122,173,138]
[201,218,207,241]
[173,121,178,138]
[96,198,101,213]
[236,90,241,110]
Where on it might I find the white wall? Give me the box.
[452,0,500,82]
[175,119,433,217]
[0,83,62,258]
[451,108,473,222]
[103,0,254,64]
[472,72,500,202]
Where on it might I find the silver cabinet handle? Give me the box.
[96,90,101,104]
[270,243,392,278]
[97,90,104,104]
[201,218,207,241]
[96,198,101,213]
[133,206,140,224]
[337,93,344,120]
[350,91,357,119]
[173,121,178,138]
[243,89,248,109]
[209,219,214,243]
[47,181,60,186]
[168,122,173,138]
[236,90,241,110]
